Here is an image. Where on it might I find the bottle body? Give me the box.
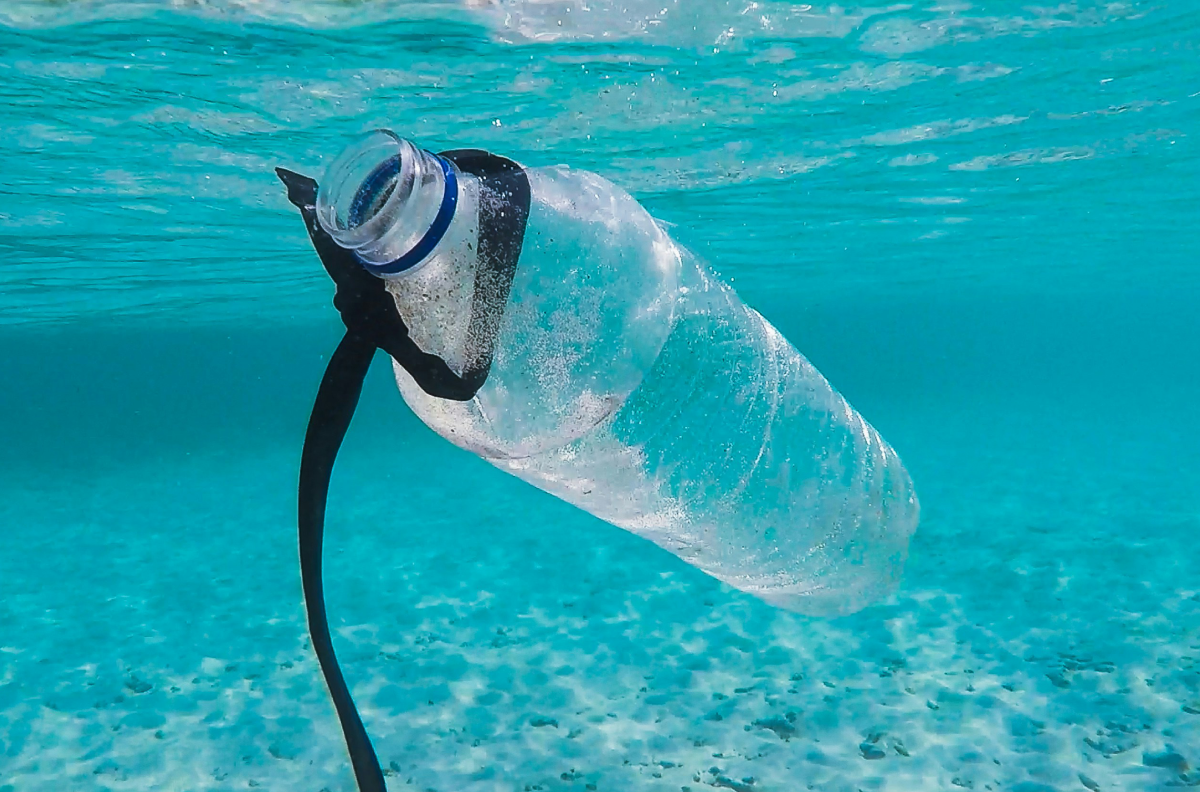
[382,162,918,617]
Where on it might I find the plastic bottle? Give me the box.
[316,130,918,616]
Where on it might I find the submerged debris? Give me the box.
[1144,750,1189,773]
[752,713,799,740]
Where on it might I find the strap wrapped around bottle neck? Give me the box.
[276,147,531,792]
[277,149,531,401]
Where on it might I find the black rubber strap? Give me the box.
[275,152,530,401]
[276,151,529,792]
[297,332,384,792]
[440,149,530,392]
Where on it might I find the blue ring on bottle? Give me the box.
[352,153,458,276]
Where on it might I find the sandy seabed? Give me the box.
[3,393,1198,792]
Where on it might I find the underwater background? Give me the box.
[1,1,1198,790]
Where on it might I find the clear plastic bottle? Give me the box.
[317,131,919,616]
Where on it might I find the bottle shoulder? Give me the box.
[523,165,641,224]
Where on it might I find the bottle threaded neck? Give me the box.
[315,130,452,272]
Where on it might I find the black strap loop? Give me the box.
[275,151,529,402]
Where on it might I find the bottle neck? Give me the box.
[315,130,458,274]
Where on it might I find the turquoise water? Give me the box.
[2,1,1199,790]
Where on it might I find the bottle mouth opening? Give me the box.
[349,156,401,228]
[316,129,416,249]
[315,129,455,273]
